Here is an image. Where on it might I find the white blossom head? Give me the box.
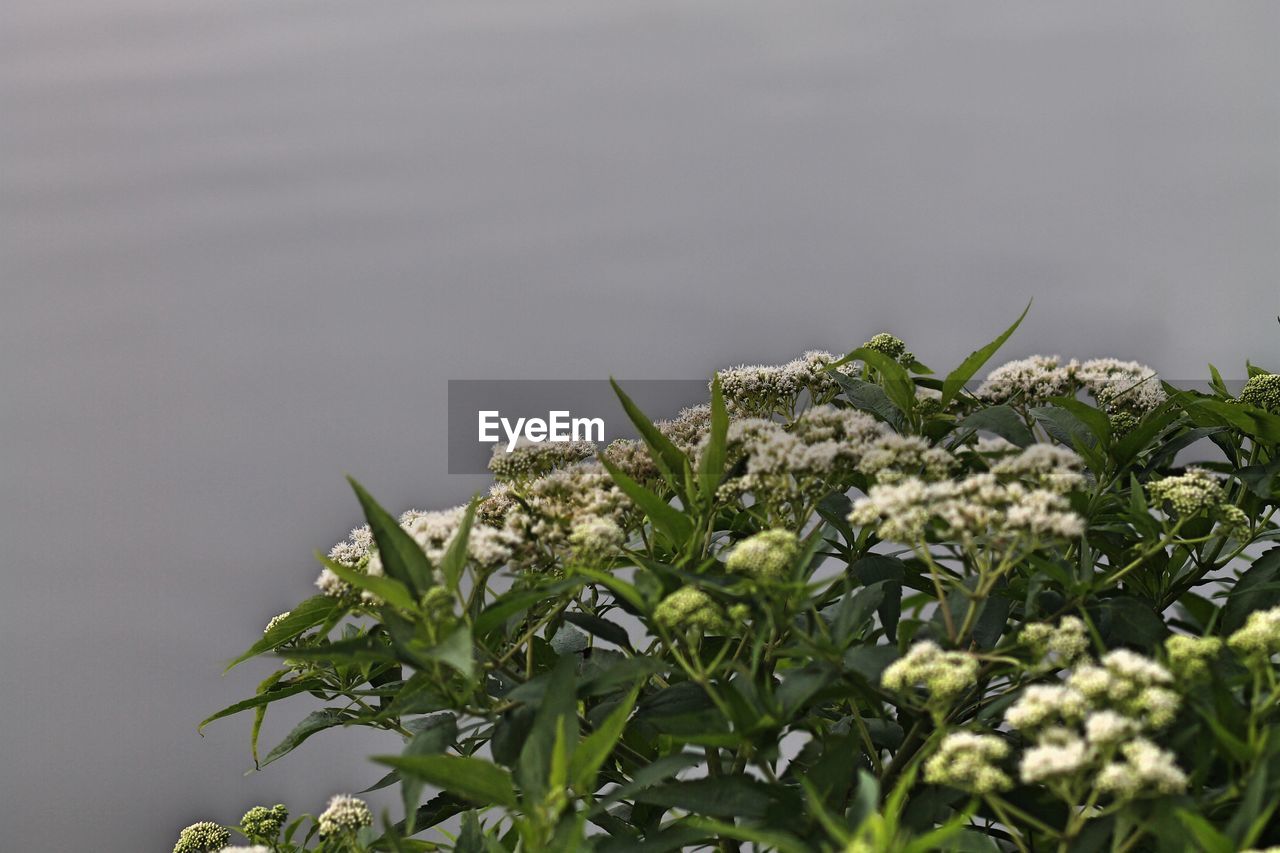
[724,529,800,583]
[924,732,1011,793]
[1228,605,1280,659]
[317,794,372,838]
[881,641,977,706]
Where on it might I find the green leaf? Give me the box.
[1184,397,1280,444]
[400,714,458,833]
[571,566,647,612]
[1238,459,1280,501]
[1029,405,1098,449]
[833,374,906,431]
[598,455,693,546]
[516,655,577,800]
[610,378,689,491]
[426,624,475,680]
[198,677,318,733]
[262,709,351,767]
[591,753,703,813]
[957,405,1034,447]
[941,300,1030,405]
[1045,396,1112,443]
[572,687,640,791]
[843,644,900,682]
[375,754,519,809]
[317,553,416,611]
[1175,810,1235,853]
[631,776,787,819]
[226,595,340,671]
[474,579,583,636]
[697,375,729,504]
[835,347,916,417]
[349,476,435,594]
[563,611,632,649]
[682,818,808,853]
[439,499,478,592]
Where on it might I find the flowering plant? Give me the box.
[190,310,1280,852]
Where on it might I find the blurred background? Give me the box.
[2,1,1277,849]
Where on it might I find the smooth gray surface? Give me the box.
[2,2,1277,849]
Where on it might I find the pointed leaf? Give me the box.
[941,300,1030,405]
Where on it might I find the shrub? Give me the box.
[192,311,1280,852]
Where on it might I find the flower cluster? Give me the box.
[489,439,597,485]
[173,822,231,853]
[724,529,799,583]
[718,350,851,415]
[1164,634,1223,681]
[653,587,729,635]
[401,505,518,569]
[856,434,954,484]
[1147,468,1248,535]
[923,732,1011,793]
[881,641,978,707]
[717,406,883,514]
[240,804,288,843]
[1238,372,1280,413]
[567,517,625,561]
[317,794,372,838]
[864,332,914,366]
[1227,605,1280,660]
[500,462,632,571]
[1002,645,1186,800]
[849,463,1084,545]
[1020,616,1091,670]
[977,355,1165,415]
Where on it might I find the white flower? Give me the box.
[1077,358,1165,413]
[850,473,1083,544]
[263,611,290,634]
[1084,710,1137,746]
[990,444,1086,494]
[1019,735,1090,783]
[977,355,1077,405]
[1005,685,1089,730]
[1229,605,1280,658]
[881,641,977,704]
[1095,739,1187,798]
[317,794,372,837]
[489,438,597,484]
[402,505,516,569]
[924,732,1012,793]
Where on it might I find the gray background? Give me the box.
[2,1,1278,850]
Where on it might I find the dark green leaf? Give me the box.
[226,595,340,670]
[376,754,518,809]
[349,476,435,594]
[941,301,1030,405]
